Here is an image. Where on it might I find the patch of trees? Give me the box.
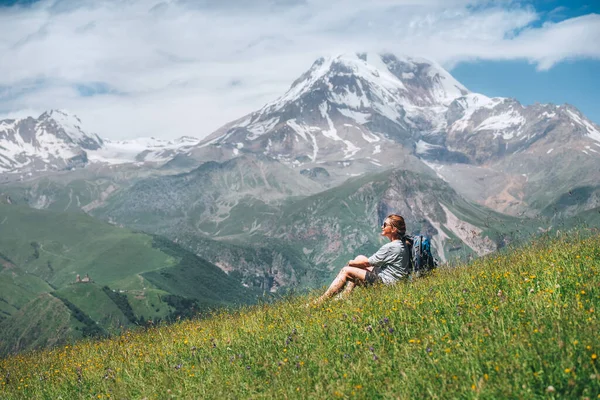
[162,294,199,321]
[102,286,137,324]
[30,242,40,260]
[52,295,106,338]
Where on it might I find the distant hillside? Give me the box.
[0,204,257,356]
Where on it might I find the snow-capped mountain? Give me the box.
[0,110,200,175]
[198,53,469,172]
[424,93,600,164]
[195,52,600,215]
[0,110,103,173]
[199,52,600,170]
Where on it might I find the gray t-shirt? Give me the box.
[367,240,410,284]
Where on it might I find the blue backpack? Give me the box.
[405,234,438,277]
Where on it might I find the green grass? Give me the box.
[0,204,177,287]
[125,288,174,321]
[0,204,259,356]
[0,293,84,356]
[0,269,53,311]
[53,284,132,332]
[1,230,598,399]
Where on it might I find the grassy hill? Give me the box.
[0,293,85,356]
[0,266,54,323]
[1,231,598,399]
[0,204,178,287]
[0,204,258,356]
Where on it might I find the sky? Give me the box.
[0,0,598,140]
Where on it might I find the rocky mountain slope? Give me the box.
[92,154,323,235]
[2,52,599,287]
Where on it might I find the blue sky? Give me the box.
[452,59,600,124]
[0,0,598,139]
[452,0,600,123]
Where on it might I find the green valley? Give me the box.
[0,204,258,356]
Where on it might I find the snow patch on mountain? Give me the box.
[43,110,94,144]
[263,57,335,114]
[416,140,442,155]
[247,117,280,140]
[456,93,500,111]
[286,119,321,143]
[329,86,371,109]
[566,109,600,142]
[0,110,200,174]
[88,136,200,164]
[450,94,505,132]
[476,110,526,140]
[286,119,321,160]
[0,110,103,173]
[361,131,380,143]
[319,103,360,159]
[338,108,371,124]
[382,53,469,105]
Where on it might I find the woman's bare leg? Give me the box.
[316,266,369,304]
[342,265,373,296]
[342,281,356,294]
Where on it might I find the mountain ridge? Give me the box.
[192,52,600,216]
[0,110,200,175]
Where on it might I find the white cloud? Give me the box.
[0,0,598,139]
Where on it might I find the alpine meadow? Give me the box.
[0,231,598,398]
[1,1,600,398]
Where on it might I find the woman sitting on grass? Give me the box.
[313,214,411,305]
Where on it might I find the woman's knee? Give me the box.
[353,255,368,263]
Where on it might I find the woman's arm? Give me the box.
[348,255,370,269]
